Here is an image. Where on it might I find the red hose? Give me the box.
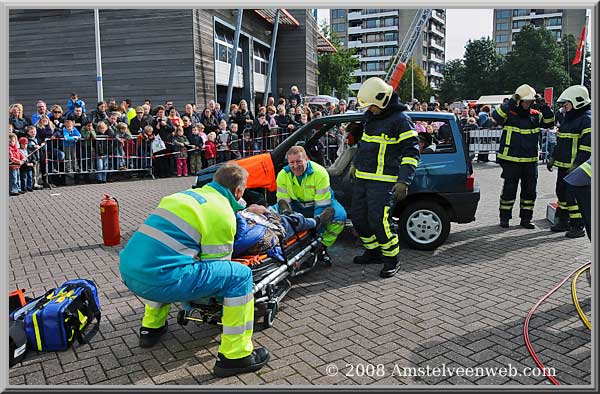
[523,263,589,386]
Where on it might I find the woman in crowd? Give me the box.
[9,103,30,136]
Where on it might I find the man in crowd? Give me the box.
[350,76,420,278]
[492,84,555,229]
[119,163,270,378]
[31,100,51,125]
[276,146,347,263]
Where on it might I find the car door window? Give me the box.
[413,118,456,154]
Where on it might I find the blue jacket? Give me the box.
[564,158,591,187]
[62,127,81,147]
[67,99,87,114]
[233,211,285,261]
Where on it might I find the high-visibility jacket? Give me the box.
[551,107,591,169]
[276,161,332,217]
[564,158,592,187]
[119,181,243,287]
[492,98,555,163]
[352,93,420,184]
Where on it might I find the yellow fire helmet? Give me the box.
[357,77,394,109]
[515,84,537,101]
[557,85,591,109]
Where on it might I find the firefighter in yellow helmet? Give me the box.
[119,163,269,378]
[492,84,555,228]
[547,85,591,238]
[350,77,420,278]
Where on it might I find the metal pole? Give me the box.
[580,14,589,86]
[94,9,104,102]
[411,57,414,102]
[226,9,244,116]
[263,9,280,107]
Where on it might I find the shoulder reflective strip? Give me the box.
[315,187,329,195]
[277,186,288,194]
[557,132,580,138]
[223,293,254,307]
[581,128,591,135]
[33,310,43,351]
[178,190,207,205]
[202,243,233,255]
[355,170,397,182]
[496,106,507,119]
[315,199,332,206]
[222,320,254,335]
[579,145,591,152]
[581,162,592,177]
[153,208,201,244]
[401,157,418,167]
[138,224,198,258]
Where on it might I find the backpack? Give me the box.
[9,320,27,367]
[10,279,101,352]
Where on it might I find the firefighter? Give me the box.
[564,158,592,241]
[275,145,347,263]
[546,85,591,238]
[350,77,420,278]
[492,84,555,229]
[119,163,269,378]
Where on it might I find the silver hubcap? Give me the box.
[406,209,442,244]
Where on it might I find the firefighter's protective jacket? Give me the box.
[550,106,591,169]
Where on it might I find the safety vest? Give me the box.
[551,108,591,169]
[276,161,332,214]
[493,100,555,163]
[353,95,420,184]
[119,182,241,285]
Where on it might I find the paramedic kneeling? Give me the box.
[119,163,269,378]
[275,145,347,263]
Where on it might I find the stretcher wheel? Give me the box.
[263,302,278,329]
[177,310,188,326]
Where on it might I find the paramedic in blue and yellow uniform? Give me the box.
[275,145,347,263]
[492,84,555,229]
[564,158,592,241]
[351,77,420,279]
[119,163,269,378]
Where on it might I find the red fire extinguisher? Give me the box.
[100,194,120,246]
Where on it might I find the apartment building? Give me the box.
[493,9,586,55]
[330,8,446,91]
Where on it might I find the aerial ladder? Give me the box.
[385,9,432,90]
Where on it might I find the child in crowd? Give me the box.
[216,120,232,163]
[115,122,132,170]
[204,131,217,167]
[242,132,253,156]
[62,119,81,173]
[80,122,97,174]
[188,125,204,175]
[229,123,240,159]
[19,137,35,192]
[25,126,44,190]
[172,127,190,177]
[94,121,113,183]
[9,133,26,195]
[140,125,155,170]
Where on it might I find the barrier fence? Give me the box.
[466,127,553,162]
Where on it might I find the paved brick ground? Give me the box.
[8,162,591,386]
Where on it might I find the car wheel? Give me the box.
[398,201,450,251]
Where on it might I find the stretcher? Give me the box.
[177,230,323,329]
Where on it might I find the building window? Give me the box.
[497,10,510,19]
[215,24,243,67]
[495,34,509,43]
[384,46,396,56]
[513,20,528,29]
[253,43,269,75]
[550,30,562,39]
[364,61,383,71]
[332,9,346,19]
[365,47,381,57]
[496,22,509,31]
[384,17,398,27]
[496,47,509,55]
[384,32,398,42]
[513,9,528,17]
[366,34,379,43]
[547,17,562,26]
[332,23,346,32]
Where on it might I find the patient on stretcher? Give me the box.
[233,202,334,260]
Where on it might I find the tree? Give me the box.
[439,59,466,103]
[395,59,432,103]
[461,38,504,99]
[502,25,570,96]
[318,23,360,98]
[561,33,591,92]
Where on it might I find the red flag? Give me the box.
[544,87,553,105]
[572,23,586,65]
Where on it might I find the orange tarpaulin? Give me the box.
[235,153,277,192]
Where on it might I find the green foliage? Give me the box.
[318,23,360,98]
[560,33,592,92]
[439,59,466,103]
[395,59,433,103]
[461,38,504,99]
[502,25,570,96]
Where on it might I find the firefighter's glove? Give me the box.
[546,158,554,172]
[391,182,409,203]
[349,164,356,179]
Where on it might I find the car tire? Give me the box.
[398,200,450,251]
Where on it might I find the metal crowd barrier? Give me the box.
[466,127,551,162]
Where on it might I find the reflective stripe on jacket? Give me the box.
[551,108,591,169]
[276,161,333,217]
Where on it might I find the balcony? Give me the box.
[359,55,393,62]
[429,69,444,78]
[348,40,362,48]
[355,70,387,77]
[354,40,398,48]
[430,25,445,37]
[429,40,445,51]
[348,11,362,20]
[431,11,445,24]
[512,11,562,21]
[429,54,444,64]
[348,10,398,20]
[349,82,362,91]
[348,25,398,35]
